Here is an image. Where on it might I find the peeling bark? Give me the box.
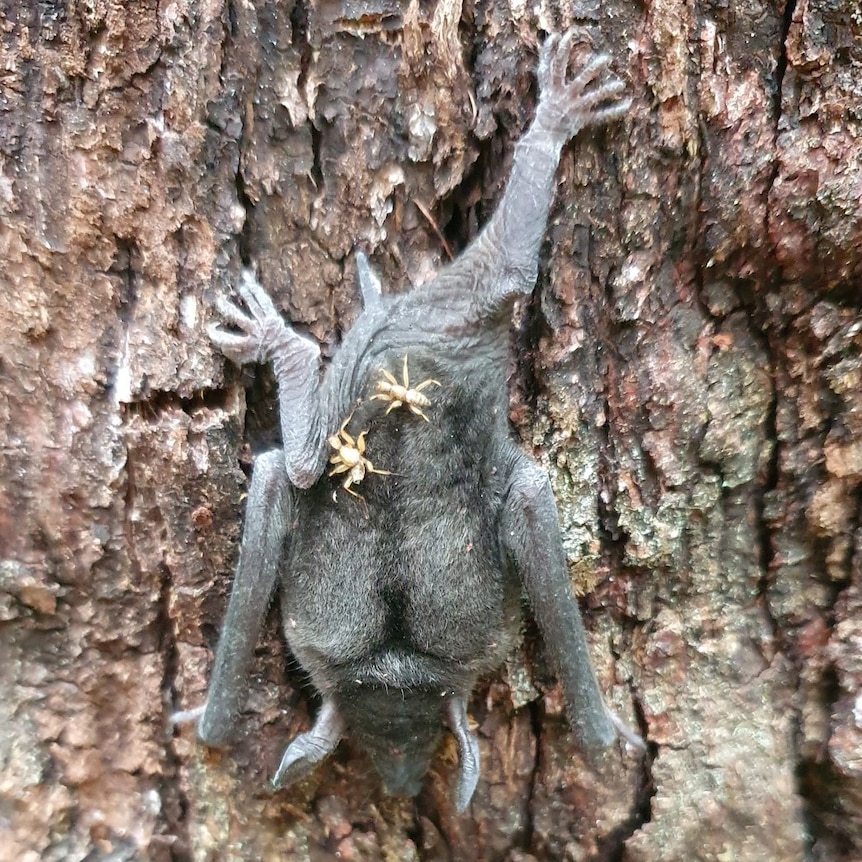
[1,1,860,860]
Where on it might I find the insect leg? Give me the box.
[408,404,431,423]
[413,378,441,391]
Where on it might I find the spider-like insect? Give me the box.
[372,354,440,422]
[327,415,391,498]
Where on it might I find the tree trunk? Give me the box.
[1,0,860,860]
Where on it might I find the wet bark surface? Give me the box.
[1,1,860,860]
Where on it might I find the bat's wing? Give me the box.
[177,449,293,746]
[499,449,620,749]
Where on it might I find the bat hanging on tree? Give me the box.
[172,26,643,811]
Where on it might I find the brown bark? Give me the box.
[1,0,860,860]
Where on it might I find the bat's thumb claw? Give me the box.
[607,707,646,752]
[169,703,207,727]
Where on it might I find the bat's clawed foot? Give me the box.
[209,269,293,367]
[535,27,630,143]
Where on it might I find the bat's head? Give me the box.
[342,685,445,797]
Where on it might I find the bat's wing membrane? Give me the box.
[196,450,293,746]
[499,449,617,749]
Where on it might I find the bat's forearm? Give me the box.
[197,451,292,746]
[501,451,616,749]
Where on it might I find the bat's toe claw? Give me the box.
[536,26,629,142]
[237,269,279,318]
[208,322,264,365]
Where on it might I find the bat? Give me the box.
[172,26,641,811]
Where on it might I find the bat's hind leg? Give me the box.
[209,270,326,488]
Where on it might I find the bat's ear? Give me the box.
[355,250,383,308]
[271,699,343,789]
[447,697,480,812]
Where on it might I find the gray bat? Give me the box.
[173,27,642,811]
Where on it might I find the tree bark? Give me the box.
[1,1,860,860]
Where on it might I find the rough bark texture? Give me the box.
[1,0,860,860]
